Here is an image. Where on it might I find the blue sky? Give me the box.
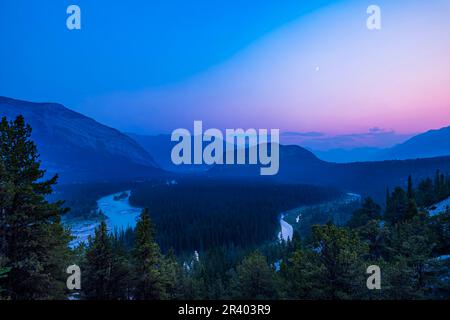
[1,0,449,149]
[0,0,336,105]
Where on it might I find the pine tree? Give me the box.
[356,219,389,261]
[405,176,420,220]
[193,248,231,299]
[178,256,205,300]
[434,170,447,200]
[405,198,419,221]
[385,187,391,209]
[133,208,166,299]
[230,251,278,299]
[347,197,382,228]
[83,221,113,299]
[310,224,368,299]
[384,187,408,224]
[385,217,433,299]
[0,116,72,299]
[282,247,319,299]
[160,249,184,299]
[83,221,129,300]
[407,175,414,200]
[110,230,133,299]
[416,178,435,207]
[428,210,450,256]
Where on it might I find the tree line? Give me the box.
[1,115,449,299]
[129,179,341,253]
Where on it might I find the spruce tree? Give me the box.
[231,251,278,299]
[416,178,435,207]
[133,208,166,299]
[83,221,130,300]
[405,176,419,220]
[0,116,71,299]
[310,224,368,299]
[347,197,382,228]
[160,249,184,300]
[384,187,408,224]
[110,230,133,299]
[384,217,433,299]
[356,219,389,261]
[83,221,114,299]
[282,247,318,299]
[407,175,414,200]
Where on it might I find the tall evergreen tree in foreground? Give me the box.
[83,221,130,300]
[310,224,368,299]
[230,251,278,300]
[0,116,71,299]
[347,197,382,228]
[281,246,318,299]
[133,208,166,299]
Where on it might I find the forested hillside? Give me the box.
[129,179,341,253]
[73,173,450,300]
[1,116,449,300]
[209,144,450,200]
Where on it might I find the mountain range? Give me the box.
[126,133,210,173]
[1,96,449,199]
[208,144,450,200]
[379,126,450,160]
[313,126,450,162]
[0,96,163,182]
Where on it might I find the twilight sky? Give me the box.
[1,0,449,149]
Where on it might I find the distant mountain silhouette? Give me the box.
[128,130,450,199]
[128,132,250,174]
[313,147,384,163]
[312,126,450,163]
[3,96,447,192]
[209,144,450,200]
[127,133,212,173]
[0,96,163,182]
[378,126,450,160]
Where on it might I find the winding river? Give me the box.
[278,213,294,242]
[98,191,142,231]
[71,191,445,248]
[278,192,362,242]
[70,191,142,247]
[71,191,362,246]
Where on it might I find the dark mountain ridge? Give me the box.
[209,144,450,200]
[2,96,448,196]
[314,125,450,163]
[0,96,163,182]
[379,126,450,160]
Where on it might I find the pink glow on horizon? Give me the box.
[81,0,450,145]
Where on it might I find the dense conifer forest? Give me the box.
[1,116,449,300]
[129,180,342,253]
